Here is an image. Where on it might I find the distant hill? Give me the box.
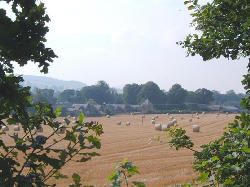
[20,75,86,92]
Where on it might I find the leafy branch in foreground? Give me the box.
[0,0,104,186]
[69,173,93,187]
[179,0,249,61]
[0,106,103,186]
[107,159,146,187]
[166,125,196,152]
[166,111,250,186]
[168,0,250,185]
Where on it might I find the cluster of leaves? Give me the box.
[241,63,250,110]
[0,0,57,73]
[0,1,104,186]
[166,0,250,185]
[166,54,250,187]
[166,111,250,186]
[69,173,93,187]
[166,64,250,187]
[107,159,145,187]
[0,107,103,186]
[179,0,249,61]
[166,125,194,151]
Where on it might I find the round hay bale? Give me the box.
[1,126,9,132]
[196,116,200,119]
[106,115,110,118]
[192,125,200,132]
[117,121,121,125]
[13,125,20,131]
[126,122,130,126]
[172,119,177,124]
[161,124,169,131]
[167,121,174,128]
[202,112,205,115]
[151,119,155,124]
[154,124,162,131]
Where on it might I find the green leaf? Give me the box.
[224,179,235,185]
[59,150,67,161]
[65,131,77,143]
[157,136,161,142]
[107,171,117,181]
[132,181,146,187]
[122,158,128,164]
[242,146,250,153]
[11,151,18,158]
[55,107,62,117]
[64,118,70,125]
[188,5,195,10]
[197,172,209,183]
[7,118,17,125]
[211,156,219,162]
[201,161,208,167]
[87,135,101,149]
[54,171,68,179]
[183,183,192,187]
[72,173,81,186]
[26,95,32,102]
[128,166,139,175]
[78,157,91,162]
[78,113,84,123]
[115,162,121,169]
[184,1,190,5]
[35,153,63,170]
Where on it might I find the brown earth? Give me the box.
[1,113,236,186]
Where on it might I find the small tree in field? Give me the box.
[0,1,103,186]
[166,0,249,186]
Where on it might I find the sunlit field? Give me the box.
[52,113,236,186]
[2,113,236,186]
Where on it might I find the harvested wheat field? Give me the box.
[1,113,236,186]
[46,113,236,187]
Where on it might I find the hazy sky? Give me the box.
[11,0,248,93]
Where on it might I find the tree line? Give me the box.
[31,80,245,107]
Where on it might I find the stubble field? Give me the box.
[49,113,236,186]
[1,113,236,186]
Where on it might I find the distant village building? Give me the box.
[221,106,240,113]
[141,99,153,113]
[206,105,221,111]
